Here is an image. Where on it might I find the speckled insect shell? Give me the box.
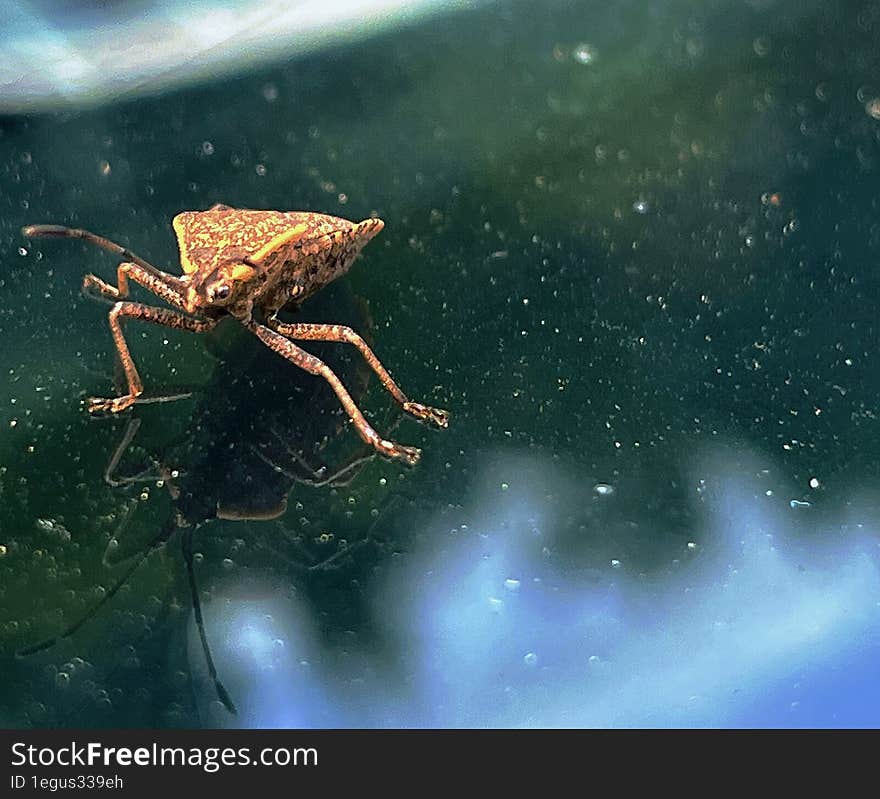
[21,203,447,457]
[172,204,385,314]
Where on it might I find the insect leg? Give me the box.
[83,262,190,311]
[16,519,175,657]
[89,303,218,414]
[249,322,422,465]
[267,318,450,428]
[181,528,237,715]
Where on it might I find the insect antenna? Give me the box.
[181,527,237,715]
[16,517,176,657]
[21,224,172,284]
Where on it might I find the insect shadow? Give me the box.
[17,283,403,715]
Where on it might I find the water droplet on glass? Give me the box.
[753,36,770,56]
[572,43,596,64]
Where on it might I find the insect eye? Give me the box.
[214,284,231,301]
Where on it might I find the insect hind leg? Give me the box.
[267,318,449,428]
[249,321,422,465]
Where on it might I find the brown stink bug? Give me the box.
[22,204,449,465]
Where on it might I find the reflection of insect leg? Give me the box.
[89,303,217,415]
[258,408,406,489]
[181,528,236,715]
[264,493,402,573]
[268,318,449,428]
[104,417,145,486]
[249,322,423,465]
[15,519,175,657]
[103,417,166,487]
[254,432,375,488]
[307,493,401,573]
[102,416,183,498]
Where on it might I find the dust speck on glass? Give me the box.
[1,0,880,728]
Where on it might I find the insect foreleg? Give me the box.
[249,321,422,465]
[267,318,450,428]
[89,303,218,414]
[84,261,190,311]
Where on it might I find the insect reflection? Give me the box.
[18,285,399,715]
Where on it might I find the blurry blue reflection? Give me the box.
[188,586,339,728]
[0,0,474,112]
[189,448,880,728]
